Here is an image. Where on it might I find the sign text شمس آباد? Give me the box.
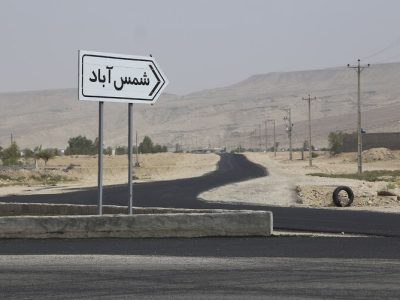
[78,50,168,104]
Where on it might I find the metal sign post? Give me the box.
[98,101,104,215]
[128,103,133,214]
[78,50,168,215]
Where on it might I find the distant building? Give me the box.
[340,132,400,152]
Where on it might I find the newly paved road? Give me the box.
[1,237,400,299]
[1,254,400,299]
[0,153,267,208]
[1,153,400,236]
[1,236,400,258]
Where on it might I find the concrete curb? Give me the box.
[0,203,273,238]
[0,202,127,216]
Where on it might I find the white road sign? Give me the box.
[78,50,168,104]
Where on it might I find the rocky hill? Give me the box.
[1,62,400,150]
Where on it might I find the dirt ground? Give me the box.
[200,150,400,212]
[0,153,219,196]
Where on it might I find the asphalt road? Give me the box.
[1,153,400,236]
[0,236,400,258]
[1,254,399,299]
[0,153,267,208]
[1,237,400,299]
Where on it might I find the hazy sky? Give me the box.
[1,0,400,95]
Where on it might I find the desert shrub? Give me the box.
[328,131,344,155]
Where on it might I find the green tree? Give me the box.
[152,143,167,153]
[139,136,154,153]
[93,137,99,153]
[65,135,96,155]
[36,148,56,165]
[137,136,168,154]
[32,146,56,167]
[104,146,113,156]
[115,146,128,155]
[1,142,20,165]
[328,131,344,155]
[23,148,34,158]
[153,144,162,153]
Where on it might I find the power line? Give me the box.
[361,35,400,61]
[370,53,400,64]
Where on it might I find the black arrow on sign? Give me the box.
[149,64,161,97]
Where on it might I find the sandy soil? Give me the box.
[0,153,219,196]
[51,152,219,184]
[200,151,400,213]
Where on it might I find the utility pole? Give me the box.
[348,59,370,174]
[259,124,262,151]
[10,133,13,145]
[181,135,184,152]
[273,119,276,157]
[251,129,256,150]
[248,130,252,150]
[283,108,293,160]
[302,94,317,167]
[248,131,251,150]
[135,130,140,167]
[267,119,276,156]
[264,120,268,152]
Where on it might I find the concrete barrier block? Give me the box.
[0,210,273,239]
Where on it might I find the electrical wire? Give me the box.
[360,35,400,61]
[370,53,400,64]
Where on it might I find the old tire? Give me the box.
[332,186,354,207]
